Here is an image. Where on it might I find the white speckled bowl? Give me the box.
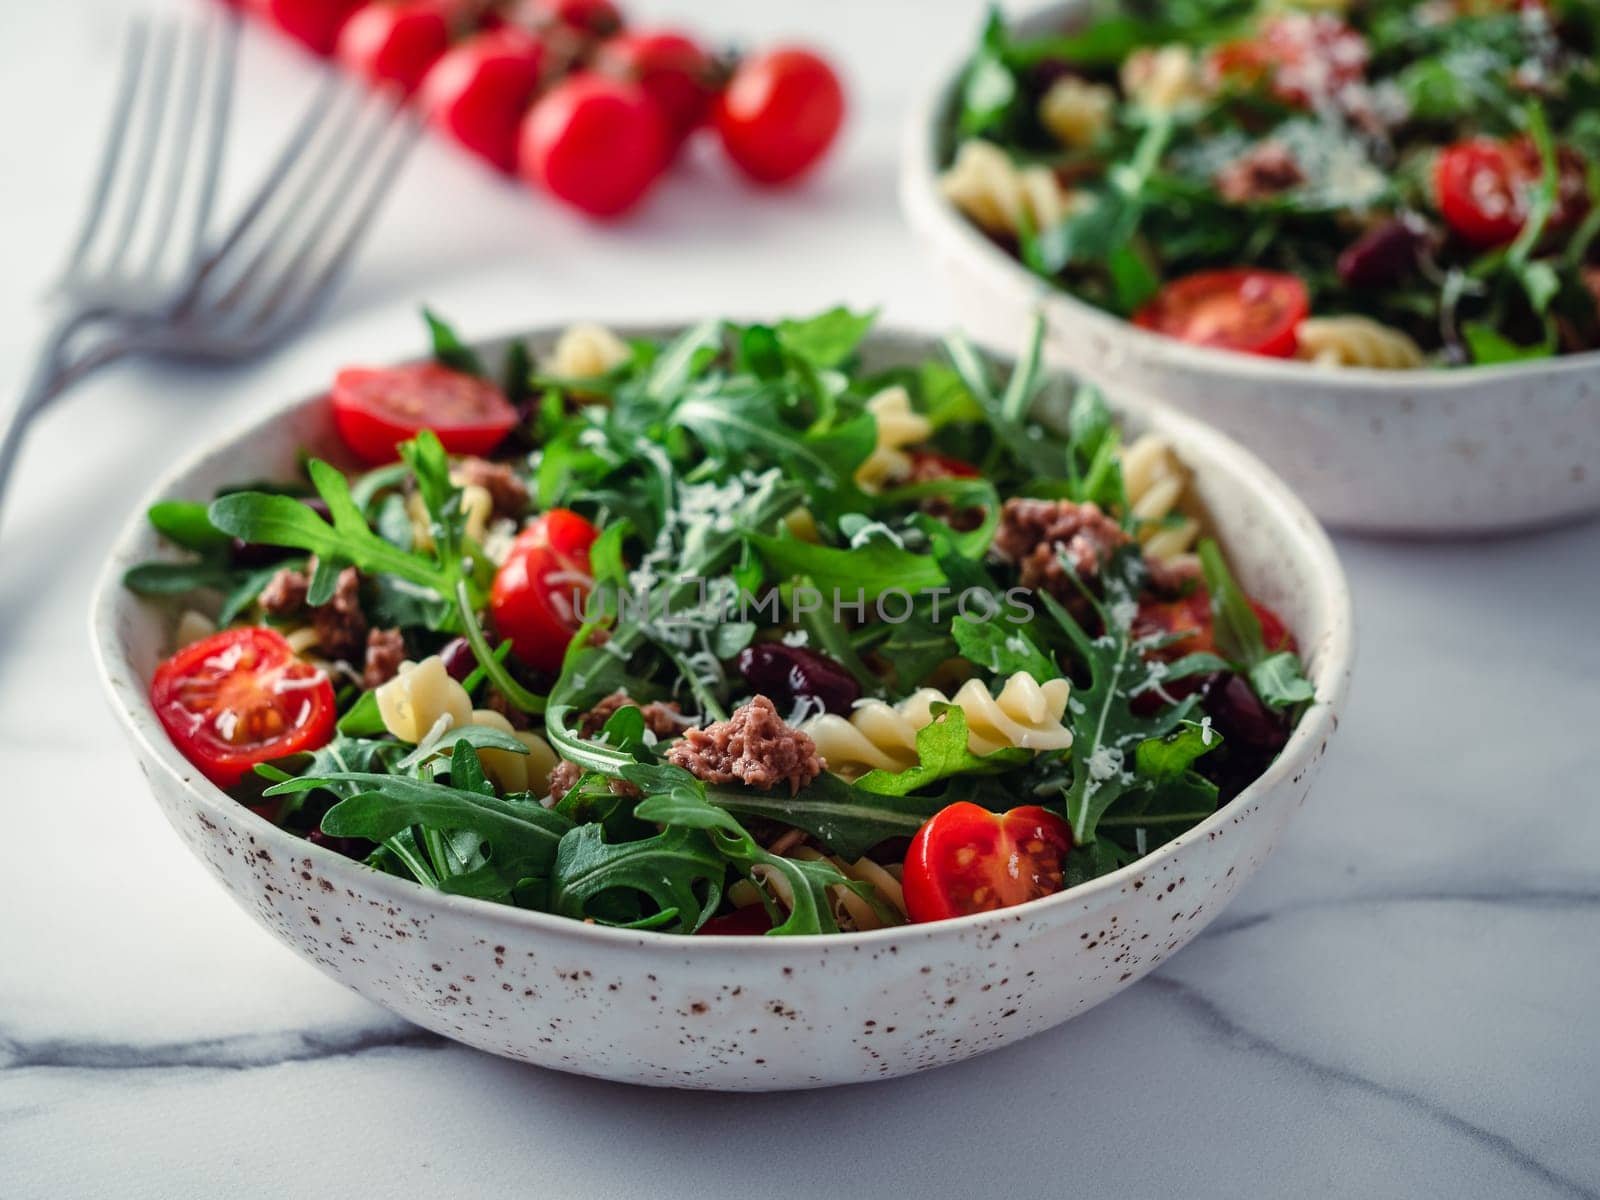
[92,324,1353,1090]
[900,1,1600,535]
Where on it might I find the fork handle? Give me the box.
[0,311,135,529]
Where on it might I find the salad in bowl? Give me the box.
[95,312,1350,1087]
[937,0,1599,368]
[902,0,1600,534]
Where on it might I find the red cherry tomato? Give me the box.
[697,906,774,936]
[250,0,363,55]
[906,450,981,481]
[519,73,671,217]
[331,362,519,464]
[337,1,456,93]
[714,47,845,185]
[514,0,622,39]
[150,627,336,789]
[1209,13,1368,107]
[1434,137,1589,247]
[1132,269,1309,358]
[902,803,1073,923]
[490,509,600,673]
[596,30,716,139]
[420,28,549,172]
[1135,590,1296,661]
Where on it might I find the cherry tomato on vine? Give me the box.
[519,72,671,217]
[331,362,519,464]
[337,0,456,93]
[1132,269,1309,357]
[420,27,550,172]
[490,509,601,674]
[150,627,336,789]
[902,802,1074,923]
[514,0,622,40]
[596,30,717,139]
[714,47,844,185]
[1434,137,1589,247]
[251,0,363,55]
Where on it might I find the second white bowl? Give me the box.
[900,0,1600,536]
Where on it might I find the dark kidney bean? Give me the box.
[735,642,860,717]
[439,636,478,681]
[229,498,333,566]
[1337,217,1426,288]
[1203,674,1288,754]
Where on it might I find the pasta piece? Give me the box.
[545,322,630,379]
[1120,433,1202,562]
[803,672,1073,780]
[174,609,217,649]
[940,140,1081,238]
[1295,316,1426,369]
[469,709,558,794]
[1039,77,1115,149]
[375,655,473,744]
[854,385,933,492]
[407,484,493,551]
[282,625,322,656]
[1120,45,1211,112]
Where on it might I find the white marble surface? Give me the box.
[2,1,1597,1196]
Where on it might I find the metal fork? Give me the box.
[0,12,421,523]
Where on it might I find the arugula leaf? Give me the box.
[700,771,943,861]
[854,705,1030,796]
[423,308,486,376]
[123,561,238,595]
[630,771,870,936]
[269,772,572,882]
[1462,321,1557,364]
[774,307,878,368]
[549,821,725,932]
[1197,539,1314,710]
[147,501,229,552]
[951,616,1057,680]
[748,533,946,602]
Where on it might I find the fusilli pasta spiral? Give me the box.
[1295,315,1426,369]
[854,385,933,492]
[1120,45,1211,112]
[940,140,1082,238]
[470,708,559,795]
[1039,77,1115,149]
[741,845,909,932]
[174,609,217,650]
[375,655,473,744]
[545,322,631,379]
[1120,433,1201,562]
[803,672,1073,780]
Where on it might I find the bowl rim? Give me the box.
[898,0,1600,391]
[90,318,1355,950]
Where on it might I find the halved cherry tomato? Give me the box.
[514,0,622,39]
[150,627,336,789]
[906,450,981,481]
[490,509,600,673]
[1209,13,1368,108]
[902,803,1073,923]
[714,47,845,186]
[1434,137,1589,247]
[596,30,717,140]
[1135,590,1296,661]
[519,72,671,217]
[697,906,773,936]
[337,0,457,93]
[331,362,519,464]
[420,27,550,172]
[250,0,363,55]
[1132,269,1309,357]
